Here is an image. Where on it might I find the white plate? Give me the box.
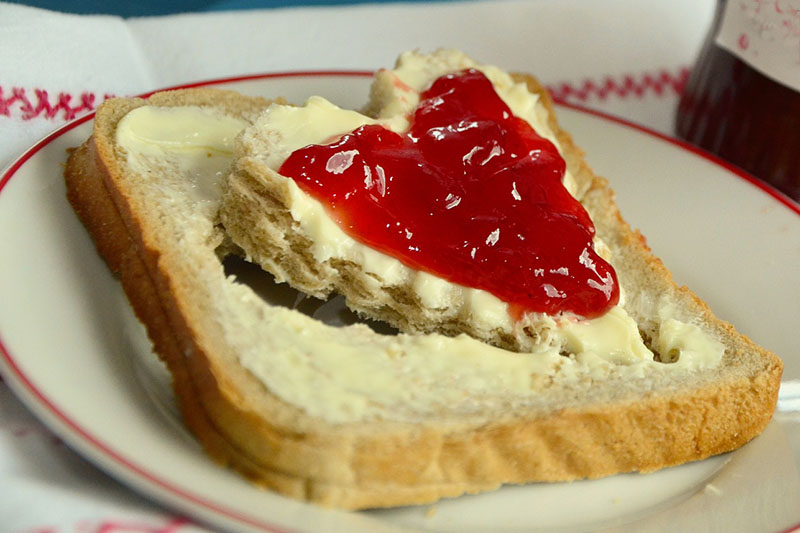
[1,73,799,533]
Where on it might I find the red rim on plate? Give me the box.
[1,71,798,532]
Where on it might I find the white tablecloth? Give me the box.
[0,0,716,530]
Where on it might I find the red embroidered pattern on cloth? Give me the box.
[0,67,690,122]
[94,517,191,532]
[24,517,192,533]
[0,87,114,121]
[548,67,691,102]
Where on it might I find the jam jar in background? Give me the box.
[676,0,800,203]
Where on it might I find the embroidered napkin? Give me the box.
[0,0,715,170]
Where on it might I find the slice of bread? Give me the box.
[221,66,609,352]
[64,67,782,511]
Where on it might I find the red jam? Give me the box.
[279,69,619,318]
[676,0,800,202]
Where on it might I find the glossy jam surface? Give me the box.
[279,69,619,318]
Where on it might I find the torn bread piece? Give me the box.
[65,54,781,510]
[221,49,730,366]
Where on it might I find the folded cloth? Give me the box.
[0,0,714,529]
[0,0,715,169]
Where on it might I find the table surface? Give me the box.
[10,0,453,17]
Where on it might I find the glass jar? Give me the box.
[676,0,800,202]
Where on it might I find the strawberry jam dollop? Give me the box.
[278,69,619,318]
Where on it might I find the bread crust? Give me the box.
[64,84,782,510]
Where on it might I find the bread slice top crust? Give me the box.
[65,72,782,509]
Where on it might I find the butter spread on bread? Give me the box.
[117,105,247,204]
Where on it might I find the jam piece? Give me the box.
[279,69,619,318]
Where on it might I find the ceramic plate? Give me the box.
[1,73,799,533]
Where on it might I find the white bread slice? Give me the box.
[220,61,614,352]
[64,75,782,512]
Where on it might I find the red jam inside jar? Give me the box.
[279,69,619,319]
[676,0,800,202]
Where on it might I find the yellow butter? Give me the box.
[117,106,247,203]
